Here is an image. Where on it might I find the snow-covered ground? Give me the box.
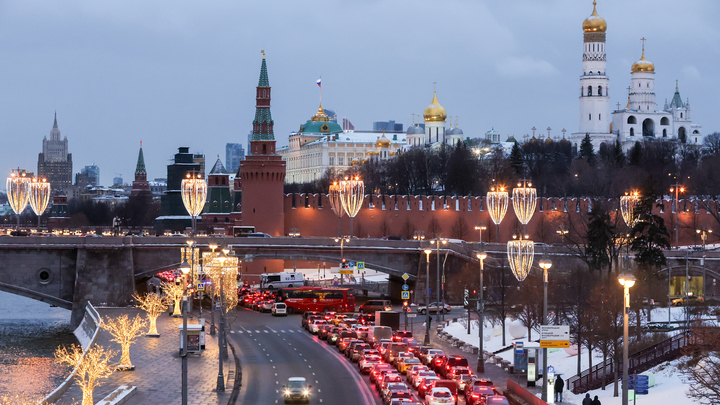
[443,306,698,404]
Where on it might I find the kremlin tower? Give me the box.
[131,142,150,196]
[234,52,286,236]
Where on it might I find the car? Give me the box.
[370,363,395,383]
[271,302,287,316]
[456,373,475,393]
[465,385,495,405]
[394,351,415,368]
[384,386,412,404]
[422,349,445,365]
[381,382,409,401]
[399,357,421,374]
[412,371,437,388]
[261,300,275,313]
[672,295,704,306]
[301,312,323,328]
[359,300,394,313]
[350,343,371,362]
[439,356,469,378]
[248,232,272,238]
[426,387,455,405]
[417,302,452,315]
[359,354,383,373]
[390,400,421,405]
[418,376,440,397]
[378,373,403,392]
[483,395,510,405]
[309,319,328,334]
[426,380,459,404]
[282,377,311,404]
[305,316,322,331]
[406,364,429,382]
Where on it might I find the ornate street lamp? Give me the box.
[476,245,487,373]
[216,250,228,392]
[618,271,636,405]
[620,191,640,228]
[181,172,207,236]
[512,180,536,232]
[339,176,364,238]
[6,170,30,229]
[423,248,432,346]
[507,234,534,282]
[538,249,552,403]
[178,258,191,405]
[29,177,51,229]
[329,181,344,236]
[487,185,509,243]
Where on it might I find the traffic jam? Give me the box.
[239,286,511,405]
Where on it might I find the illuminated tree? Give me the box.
[55,344,117,405]
[161,280,185,317]
[101,314,147,370]
[133,292,169,336]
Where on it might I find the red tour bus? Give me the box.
[280,287,355,314]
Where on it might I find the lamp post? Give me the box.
[556,227,568,244]
[423,248,432,346]
[618,271,636,405]
[507,234,535,282]
[487,185,509,243]
[335,236,350,285]
[476,245,487,373]
[697,228,712,298]
[620,191,640,229]
[208,243,218,335]
[216,250,228,392]
[339,176,365,238]
[475,223,487,243]
[178,259,192,405]
[538,250,552,403]
[669,182,684,249]
[181,172,207,236]
[186,240,195,318]
[329,181,344,236]
[29,177,51,229]
[430,237,448,325]
[512,179,537,235]
[6,170,30,229]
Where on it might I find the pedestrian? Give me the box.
[554,375,564,403]
[591,395,601,405]
[582,393,592,405]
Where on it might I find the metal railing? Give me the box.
[568,330,694,394]
[305,279,387,294]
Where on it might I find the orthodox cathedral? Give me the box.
[570,1,702,149]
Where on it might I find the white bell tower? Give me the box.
[578,1,611,137]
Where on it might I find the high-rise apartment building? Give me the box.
[38,113,72,191]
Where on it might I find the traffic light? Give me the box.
[341,258,348,269]
[403,301,409,312]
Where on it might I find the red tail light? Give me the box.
[472,394,480,399]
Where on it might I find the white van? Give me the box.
[272,302,287,316]
[260,272,305,289]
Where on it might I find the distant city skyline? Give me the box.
[0,1,717,184]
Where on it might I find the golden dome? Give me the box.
[376,134,391,148]
[631,45,655,73]
[423,91,447,122]
[582,1,607,33]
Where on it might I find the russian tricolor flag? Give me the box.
[316,79,322,87]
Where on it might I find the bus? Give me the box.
[233,226,256,237]
[279,287,355,314]
[260,272,305,290]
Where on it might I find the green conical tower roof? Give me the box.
[135,144,146,174]
[258,55,269,87]
[251,53,274,141]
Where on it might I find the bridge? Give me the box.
[2,235,719,327]
[0,236,482,326]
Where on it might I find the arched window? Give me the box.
[627,116,637,124]
[678,127,687,143]
[581,87,584,97]
[681,113,684,118]
[215,177,219,185]
[663,129,667,137]
[630,128,635,136]
[642,118,655,137]
[589,114,592,121]
[599,114,601,120]
[213,217,218,223]
[262,144,267,154]
[598,86,603,96]
[660,117,669,125]
[588,86,592,96]
[213,200,218,207]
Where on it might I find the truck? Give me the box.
[367,325,393,347]
[374,311,400,332]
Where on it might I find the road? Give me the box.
[227,307,382,404]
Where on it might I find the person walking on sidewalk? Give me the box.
[554,375,564,403]
[591,395,601,405]
[582,393,593,405]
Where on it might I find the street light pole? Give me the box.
[697,229,712,297]
[179,259,192,405]
[476,245,487,373]
[424,248,432,346]
[669,182,684,249]
[187,240,195,318]
[216,250,228,392]
[431,237,447,324]
[538,251,552,403]
[475,223,486,244]
[335,237,350,286]
[618,272,636,405]
[208,243,218,335]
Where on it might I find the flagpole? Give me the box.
[319,76,322,105]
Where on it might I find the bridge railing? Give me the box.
[305,279,388,294]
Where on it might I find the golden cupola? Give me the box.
[631,42,655,73]
[423,91,447,122]
[582,1,607,33]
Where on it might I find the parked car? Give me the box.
[672,295,704,306]
[417,302,452,314]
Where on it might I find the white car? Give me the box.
[413,371,436,388]
[272,302,287,316]
[406,364,429,383]
[416,302,452,315]
[426,387,454,405]
[310,320,327,334]
[359,354,382,373]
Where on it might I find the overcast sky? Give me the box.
[0,0,718,185]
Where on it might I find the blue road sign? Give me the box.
[402,284,409,291]
[401,291,410,300]
[635,389,649,395]
[357,262,365,270]
[547,366,555,374]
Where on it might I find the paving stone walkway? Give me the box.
[56,307,234,405]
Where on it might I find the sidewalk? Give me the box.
[56,307,234,405]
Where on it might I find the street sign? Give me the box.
[357,262,365,270]
[463,288,469,307]
[540,341,570,348]
[547,366,555,374]
[401,291,410,300]
[402,273,410,281]
[196,283,205,291]
[339,270,353,275]
[348,261,356,268]
[408,313,417,318]
[515,342,524,354]
[402,284,409,291]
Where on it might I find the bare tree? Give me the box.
[510,273,543,340]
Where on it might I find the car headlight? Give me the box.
[303,390,309,396]
[284,390,291,396]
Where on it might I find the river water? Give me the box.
[0,291,76,400]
